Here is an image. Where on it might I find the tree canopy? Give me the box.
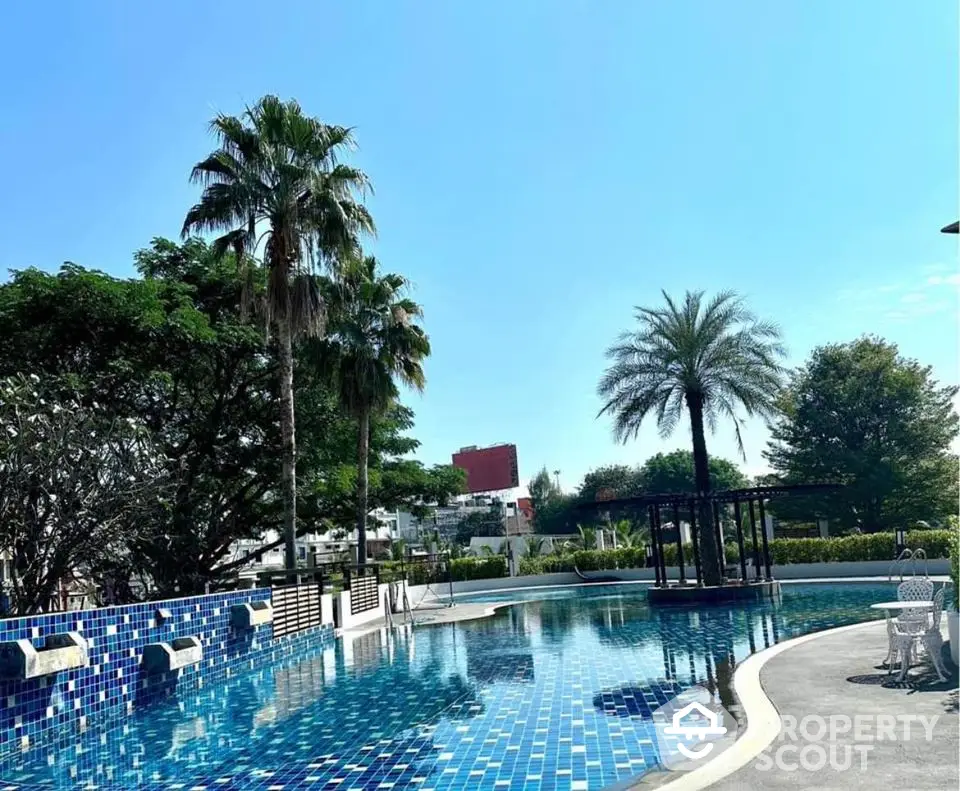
[0,239,458,604]
[639,450,748,495]
[0,373,171,614]
[578,465,644,502]
[765,336,959,532]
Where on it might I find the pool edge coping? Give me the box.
[645,618,884,791]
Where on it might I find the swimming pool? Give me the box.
[0,582,895,790]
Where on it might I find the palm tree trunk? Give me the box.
[356,407,370,565]
[278,316,298,571]
[687,391,721,585]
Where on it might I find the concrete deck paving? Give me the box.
[710,620,958,790]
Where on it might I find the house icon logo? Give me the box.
[652,685,737,771]
[663,701,728,759]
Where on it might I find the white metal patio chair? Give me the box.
[881,575,934,666]
[890,588,947,682]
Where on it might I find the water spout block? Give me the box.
[142,636,203,673]
[0,632,89,679]
[230,601,274,629]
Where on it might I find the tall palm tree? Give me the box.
[597,290,785,585]
[313,256,429,563]
[182,96,374,571]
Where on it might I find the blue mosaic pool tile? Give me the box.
[0,581,896,790]
[0,589,334,762]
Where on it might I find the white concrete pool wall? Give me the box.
[406,559,950,599]
[335,580,409,630]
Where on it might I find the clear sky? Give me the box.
[1,1,957,494]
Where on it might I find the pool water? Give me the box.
[0,582,896,790]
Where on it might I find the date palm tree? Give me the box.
[312,256,429,563]
[598,290,785,585]
[182,96,374,570]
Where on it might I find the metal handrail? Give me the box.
[912,548,929,579]
[888,548,914,583]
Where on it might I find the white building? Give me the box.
[224,495,532,575]
[225,508,404,573]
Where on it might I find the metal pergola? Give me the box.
[576,483,844,588]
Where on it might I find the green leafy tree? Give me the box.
[577,465,644,502]
[639,450,747,494]
[527,466,580,534]
[0,248,285,594]
[0,374,171,615]
[0,242,451,593]
[182,95,374,570]
[765,337,959,532]
[598,290,786,585]
[528,466,561,525]
[455,508,506,545]
[536,495,581,534]
[311,256,429,562]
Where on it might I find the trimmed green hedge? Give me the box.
[519,548,646,576]
[381,556,509,585]
[950,529,960,610]
[517,530,953,576]
[388,530,954,584]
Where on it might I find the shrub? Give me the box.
[764,531,953,565]
[950,528,960,611]
[905,529,952,560]
[387,530,955,585]
[450,556,508,582]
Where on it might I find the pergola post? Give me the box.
[569,483,842,594]
[757,498,773,580]
[712,501,725,580]
[733,500,748,581]
[688,498,702,586]
[654,506,668,585]
[672,502,686,584]
[747,499,762,581]
[648,505,662,587]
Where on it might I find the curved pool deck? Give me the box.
[703,619,956,790]
[2,579,949,791]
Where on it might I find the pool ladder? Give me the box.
[888,548,928,583]
[385,582,414,628]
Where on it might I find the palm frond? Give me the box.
[598,289,786,455]
[309,256,429,419]
[184,96,376,340]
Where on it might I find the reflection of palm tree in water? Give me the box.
[536,599,578,644]
[708,653,737,715]
[652,607,760,721]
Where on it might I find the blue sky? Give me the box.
[1,1,957,493]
